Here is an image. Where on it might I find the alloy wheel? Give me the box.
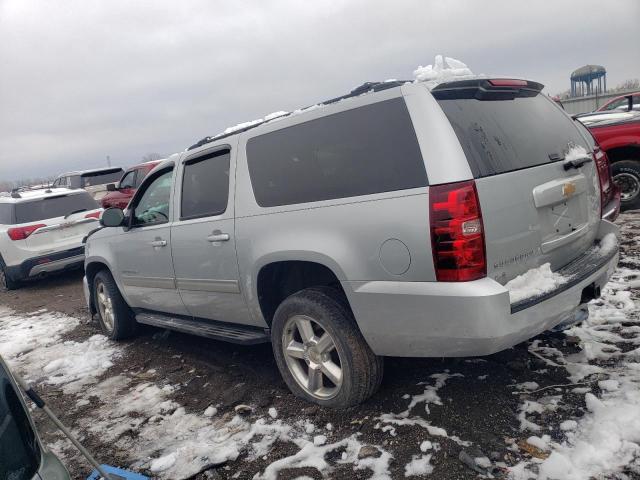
[282,314,343,400]
[96,281,115,332]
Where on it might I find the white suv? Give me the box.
[0,187,102,290]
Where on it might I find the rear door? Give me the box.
[434,81,601,284]
[171,144,253,326]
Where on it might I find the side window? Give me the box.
[131,169,173,227]
[69,176,82,189]
[181,150,230,219]
[0,365,40,480]
[246,98,427,207]
[135,168,150,188]
[119,171,136,189]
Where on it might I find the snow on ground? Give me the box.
[0,306,394,479]
[510,265,640,479]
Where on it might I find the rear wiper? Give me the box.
[64,208,87,219]
[563,156,592,171]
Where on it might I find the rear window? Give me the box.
[0,204,13,224]
[81,169,124,187]
[436,93,589,178]
[15,193,99,223]
[247,98,427,207]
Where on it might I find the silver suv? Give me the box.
[84,78,620,407]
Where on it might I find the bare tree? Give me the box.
[613,79,639,92]
[141,152,164,162]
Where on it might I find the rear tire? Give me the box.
[93,270,136,340]
[0,261,19,291]
[612,160,640,211]
[271,287,383,408]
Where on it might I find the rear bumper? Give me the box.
[5,246,85,282]
[344,220,619,357]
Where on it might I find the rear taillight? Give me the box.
[429,180,486,282]
[594,147,619,221]
[85,211,101,219]
[7,224,46,241]
[487,79,528,87]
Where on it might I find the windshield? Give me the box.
[0,363,40,480]
[15,193,98,224]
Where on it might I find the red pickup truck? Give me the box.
[100,160,162,209]
[578,110,640,210]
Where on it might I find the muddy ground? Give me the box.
[2,210,639,480]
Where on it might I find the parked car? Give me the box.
[578,110,640,210]
[597,92,640,112]
[84,78,619,407]
[0,355,70,480]
[0,187,102,290]
[52,167,124,200]
[100,160,163,209]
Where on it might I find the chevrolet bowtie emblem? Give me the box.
[562,182,576,197]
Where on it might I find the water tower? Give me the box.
[570,65,606,97]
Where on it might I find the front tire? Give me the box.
[93,270,136,340]
[271,288,383,408]
[612,160,640,211]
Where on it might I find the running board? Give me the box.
[135,312,270,345]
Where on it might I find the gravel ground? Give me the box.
[1,211,638,480]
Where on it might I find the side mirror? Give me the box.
[106,183,117,192]
[100,207,125,227]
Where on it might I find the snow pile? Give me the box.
[505,263,567,304]
[413,55,477,89]
[564,144,589,162]
[511,264,640,479]
[404,454,433,476]
[596,233,618,257]
[0,307,120,394]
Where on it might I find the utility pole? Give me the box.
[106,155,111,167]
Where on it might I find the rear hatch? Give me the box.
[433,79,602,285]
[15,192,102,252]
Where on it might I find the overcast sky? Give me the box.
[0,0,637,181]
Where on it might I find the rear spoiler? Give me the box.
[432,78,544,100]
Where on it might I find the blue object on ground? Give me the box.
[87,465,150,480]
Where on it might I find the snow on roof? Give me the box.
[57,166,124,177]
[190,55,481,150]
[0,187,83,203]
[413,55,479,89]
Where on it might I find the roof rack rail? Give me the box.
[187,80,410,151]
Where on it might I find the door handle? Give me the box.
[207,233,230,243]
[150,239,167,247]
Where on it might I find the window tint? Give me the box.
[81,170,124,187]
[119,171,136,189]
[0,364,40,480]
[132,169,173,226]
[0,204,14,224]
[436,94,589,178]
[181,150,230,219]
[247,98,427,207]
[15,192,98,223]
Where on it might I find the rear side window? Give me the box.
[119,170,136,189]
[0,366,40,480]
[81,169,124,187]
[15,193,98,223]
[181,150,230,219]
[247,98,427,207]
[0,204,14,224]
[436,94,589,178]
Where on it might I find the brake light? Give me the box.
[7,224,46,241]
[85,211,101,219]
[488,79,528,87]
[429,180,486,282]
[594,147,619,221]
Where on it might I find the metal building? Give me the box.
[570,65,607,97]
